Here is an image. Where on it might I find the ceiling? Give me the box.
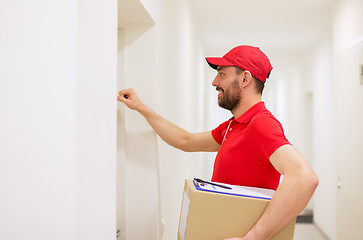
[118,0,336,68]
[189,0,335,60]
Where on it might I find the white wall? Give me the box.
[332,0,363,239]
[116,1,216,239]
[117,28,127,240]
[308,38,336,240]
[154,1,206,239]
[76,0,117,239]
[117,1,161,239]
[0,0,117,239]
[0,1,78,239]
[125,1,217,239]
[118,23,160,240]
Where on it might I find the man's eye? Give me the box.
[219,72,224,76]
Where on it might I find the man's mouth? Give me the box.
[216,87,224,97]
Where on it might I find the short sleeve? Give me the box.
[211,119,232,145]
[250,114,291,159]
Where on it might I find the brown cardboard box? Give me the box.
[178,179,296,240]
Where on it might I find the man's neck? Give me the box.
[232,96,261,119]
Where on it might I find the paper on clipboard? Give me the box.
[193,179,275,200]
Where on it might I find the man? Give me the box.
[117,45,319,240]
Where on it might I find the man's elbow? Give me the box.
[305,170,319,193]
[312,172,319,191]
[290,168,319,194]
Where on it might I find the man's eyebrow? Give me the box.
[216,66,225,71]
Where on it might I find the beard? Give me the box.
[217,78,241,111]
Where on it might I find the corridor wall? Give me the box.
[332,0,363,239]
[117,1,216,240]
[117,21,160,240]
[0,0,118,239]
[274,1,363,239]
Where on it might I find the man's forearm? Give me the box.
[138,105,193,151]
[118,88,219,152]
[118,88,193,151]
[245,173,318,239]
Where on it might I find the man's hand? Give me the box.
[224,228,259,240]
[224,233,259,240]
[117,88,145,112]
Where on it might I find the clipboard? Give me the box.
[193,178,275,200]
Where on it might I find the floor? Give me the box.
[294,223,328,240]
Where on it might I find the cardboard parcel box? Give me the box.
[178,179,296,240]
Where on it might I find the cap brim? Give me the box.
[206,57,234,69]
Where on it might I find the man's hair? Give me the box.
[253,77,265,95]
[235,66,264,94]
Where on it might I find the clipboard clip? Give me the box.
[193,178,232,190]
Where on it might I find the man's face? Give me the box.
[212,66,242,111]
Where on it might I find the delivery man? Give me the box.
[117,45,319,240]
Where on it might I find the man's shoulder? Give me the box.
[249,110,284,132]
[250,109,277,123]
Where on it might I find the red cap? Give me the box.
[206,45,273,83]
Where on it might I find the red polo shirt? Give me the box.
[211,102,290,190]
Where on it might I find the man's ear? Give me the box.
[241,70,253,86]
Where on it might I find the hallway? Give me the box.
[1,0,363,239]
[117,0,363,239]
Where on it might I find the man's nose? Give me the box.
[212,75,219,87]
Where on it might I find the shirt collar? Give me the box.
[233,101,266,124]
